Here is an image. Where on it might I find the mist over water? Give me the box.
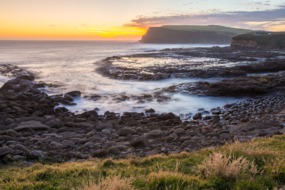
[0,41,241,115]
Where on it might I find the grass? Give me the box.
[0,135,285,190]
[233,32,285,49]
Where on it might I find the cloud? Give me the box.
[125,5,285,31]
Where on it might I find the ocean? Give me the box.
[0,40,241,116]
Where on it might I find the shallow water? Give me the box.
[0,41,242,114]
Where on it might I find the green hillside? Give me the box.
[232,32,285,49]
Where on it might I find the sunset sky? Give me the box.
[1,0,285,40]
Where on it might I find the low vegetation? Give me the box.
[0,135,285,190]
[232,32,285,49]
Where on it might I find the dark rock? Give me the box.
[146,129,162,138]
[211,108,222,115]
[18,75,35,81]
[50,141,63,149]
[0,146,14,157]
[45,119,63,128]
[15,121,50,131]
[6,129,20,137]
[193,113,202,120]
[65,91,81,98]
[12,155,26,161]
[26,150,46,159]
[92,149,109,158]
[118,128,135,136]
[108,147,121,155]
[174,128,186,135]
[62,140,76,148]
[102,129,111,135]
[145,108,155,113]
[130,137,149,147]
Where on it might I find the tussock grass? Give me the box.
[198,153,258,180]
[0,135,285,190]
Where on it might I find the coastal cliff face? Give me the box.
[231,32,285,49]
[140,25,252,44]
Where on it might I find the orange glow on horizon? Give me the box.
[0,25,147,40]
[267,25,285,32]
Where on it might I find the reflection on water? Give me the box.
[0,41,241,114]
[61,92,243,115]
[112,56,241,70]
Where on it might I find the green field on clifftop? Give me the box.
[161,25,252,34]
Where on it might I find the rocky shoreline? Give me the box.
[1,47,285,164]
[96,47,285,80]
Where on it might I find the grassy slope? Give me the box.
[0,135,285,190]
[232,32,285,48]
[161,25,252,34]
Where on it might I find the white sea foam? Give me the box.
[0,41,241,114]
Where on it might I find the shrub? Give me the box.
[198,153,258,180]
[264,158,285,183]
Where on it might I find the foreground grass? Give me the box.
[0,135,285,190]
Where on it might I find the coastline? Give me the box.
[1,46,285,163]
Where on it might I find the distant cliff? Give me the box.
[140,25,252,44]
[231,32,285,49]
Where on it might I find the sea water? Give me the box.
[0,41,242,115]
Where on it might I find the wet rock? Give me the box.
[102,129,112,135]
[211,108,222,115]
[6,129,20,137]
[0,146,14,157]
[65,91,81,98]
[50,141,63,149]
[146,129,162,138]
[77,122,94,128]
[118,128,135,136]
[27,150,46,159]
[12,155,26,161]
[18,75,35,81]
[45,119,63,128]
[62,140,76,148]
[96,123,113,131]
[174,128,186,136]
[107,147,121,155]
[92,149,109,158]
[130,137,149,147]
[145,108,155,113]
[193,113,202,120]
[15,121,50,131]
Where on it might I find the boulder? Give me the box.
[92,149,109,158]
[26,150,46,159]
[0,146,14,157]
[193,113,202,120]
[15,121,50,131]
[118,128,135,136]
[130,137,149,147]
[45,119,63,128]
[146,129,162,138]
[65,91,81,98]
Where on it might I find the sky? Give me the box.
[1,0,285,40]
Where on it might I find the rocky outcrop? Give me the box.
[165,71,285,97]
[96,47,285,81]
